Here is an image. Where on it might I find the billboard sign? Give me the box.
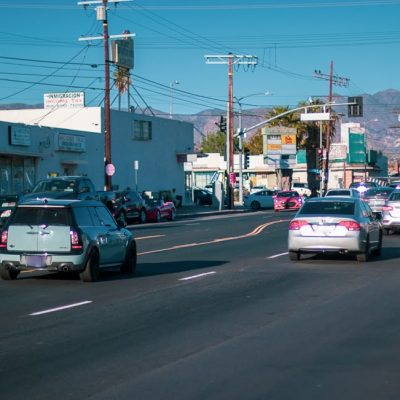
[111,38,134,69]
[329,143,347,161]
[44,92,85,109]
[262,127,297,156]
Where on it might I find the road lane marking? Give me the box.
[138,220,288,255]
[29,301,92,316]
[179,271,217,281]
[268,252,288,259]
[136,234,165,240]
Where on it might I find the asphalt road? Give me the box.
[2,210,400,399]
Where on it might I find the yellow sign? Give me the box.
[281,134,296,145]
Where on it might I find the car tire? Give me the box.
[250,201,260,210]
[139,209,147,224]
[384,228,392,236]
[169,209,176,221]
[371,233,382,256]
[118,210,127,224]
[289,251,300,261]
[0,265,19,280]
[356,237,370,262]
[80,249,100,282]
[121,241,137,275]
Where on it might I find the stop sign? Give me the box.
[105,163,115,176]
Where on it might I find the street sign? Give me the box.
[105,163,115,176]
[300,112,331,121]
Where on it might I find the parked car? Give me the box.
[381,190,400,234]
[0,194,21,226]
[325,188,361,198]
[362,187,394,214]
[0,199,137,282]
[244,189,276,210]
[144,197,176,222]
[193,188,213,206]
[274,191,304,212]
[250,185,267,194]
[21,176,98,202]
[288,196,382,262]
[291,182,312,197]
[99,190,147,224]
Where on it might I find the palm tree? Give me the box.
[113,66,131,111]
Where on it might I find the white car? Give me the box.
[244,189,276,210]
[250,185,267,194]
[325,188,361,198]
[291,182,311,197]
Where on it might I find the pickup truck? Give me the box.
[20,176,99,202]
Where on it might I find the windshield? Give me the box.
[32,179,77,193]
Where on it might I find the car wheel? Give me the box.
[118,210,127,224]
[250,201,260,210]
[121,241,137,275]
[0,265,19,280]
[139,209,147,224]
[384,228,392,235]
[80,249,100,282]
[156,210,161,223]
[356,237,370,262]
[371,232,382,256]
[169,209,176,221]
[289,251,300,261]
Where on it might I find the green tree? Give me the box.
[113,66,131,111]
[200,131,226,155]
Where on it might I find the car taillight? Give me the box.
[382,206,393,212]
[70,229,83,250]
[338,221,361,231]
[289,220,309,230]
[0,229,8,248]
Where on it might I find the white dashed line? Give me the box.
[179,271,217,281]
[29,301,93,316]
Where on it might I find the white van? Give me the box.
[291,182,311,197]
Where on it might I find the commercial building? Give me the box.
[0,106,194,203]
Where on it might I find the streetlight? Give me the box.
[363,118,379,180]
[169,80,180,119]
[234,92,272,204]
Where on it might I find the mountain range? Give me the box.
[2,89,400,159]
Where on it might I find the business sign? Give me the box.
[329,143,347,161]
[262,127,297,156]
[111,37,134,69]
[264,154,296,168]
[44,92,85,109]
[57,133,85,152]
[9,126,31,146]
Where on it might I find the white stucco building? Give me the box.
[0,106,194,203]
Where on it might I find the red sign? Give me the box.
[229,172,236,186]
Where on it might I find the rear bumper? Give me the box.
[0,253,86,273]
[288,235,363,253]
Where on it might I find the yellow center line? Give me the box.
[138,220,288,256]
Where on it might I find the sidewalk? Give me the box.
[176,203,247,219]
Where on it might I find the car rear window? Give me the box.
[326,190,350,196]
[299,201,355,215]
[11,207,73,226]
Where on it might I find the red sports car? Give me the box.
[145,198,176,222]
[274,190,303,212]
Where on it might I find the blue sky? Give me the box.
[0,0,400,116]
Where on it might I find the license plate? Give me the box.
[21,255,51,268]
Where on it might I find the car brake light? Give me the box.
[70,229,83,250]
[0,230,7,248]
[289,220,309,230]
[382,206,393,212]
[338,221,361,231]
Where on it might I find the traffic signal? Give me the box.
[244,149,250,169]
[215,115,227,133]
[348,96,363,117]
[316,148,323,170]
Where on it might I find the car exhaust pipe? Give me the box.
[61,265,70,272]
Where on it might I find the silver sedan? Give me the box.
[288,196,382,262]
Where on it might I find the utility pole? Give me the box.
[205,54,258,208]
[78,0,134,190]
[314,62,349,195]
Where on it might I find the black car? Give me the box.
[100,190,147,224]
[193,188,213,206]
[21,176,98,202]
